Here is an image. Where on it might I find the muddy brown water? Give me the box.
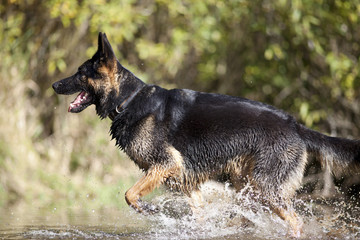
[0,182,359,239]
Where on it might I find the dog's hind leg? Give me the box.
[125,165,175,214]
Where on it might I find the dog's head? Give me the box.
[53,32,126,118]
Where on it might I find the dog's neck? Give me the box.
[108,83,144,121]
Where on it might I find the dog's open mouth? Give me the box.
[68,91,93,113]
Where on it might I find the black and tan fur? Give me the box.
[53,32,360,237]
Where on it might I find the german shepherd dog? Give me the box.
[53,32,360,237]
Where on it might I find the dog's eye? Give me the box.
[81,75,87,81]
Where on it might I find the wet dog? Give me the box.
[53,32,360,237]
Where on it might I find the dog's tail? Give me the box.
[298,124,360,174]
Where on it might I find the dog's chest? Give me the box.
[123,115,158,169]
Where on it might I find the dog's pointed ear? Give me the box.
[98,32,104,53]
[97,32,116,68]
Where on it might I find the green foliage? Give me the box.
[0,0,360,206]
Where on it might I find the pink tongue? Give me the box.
[68,91,86,112]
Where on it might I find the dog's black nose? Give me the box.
[52,81,63,92]
[52,82,60,90]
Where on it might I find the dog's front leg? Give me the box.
[125,165,171,214]
[189,189,204,209]
[188,189,204,217]
[272,205,303,238]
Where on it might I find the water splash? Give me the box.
[145,181,360,239]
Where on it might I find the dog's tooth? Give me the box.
[81,93,87,100]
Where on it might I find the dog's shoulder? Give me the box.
[130,86,199,121]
